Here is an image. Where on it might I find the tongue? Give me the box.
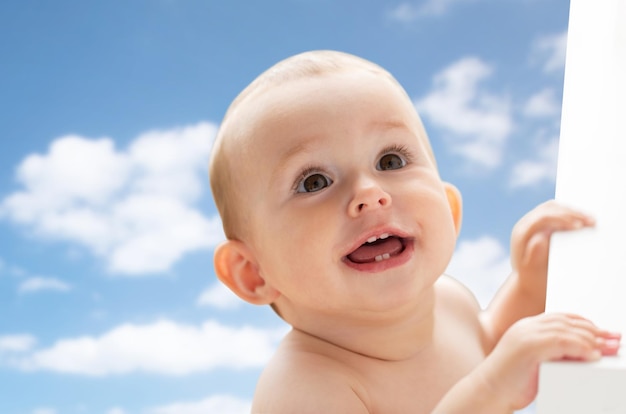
[347,237,403,264]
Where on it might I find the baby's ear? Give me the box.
[444,182,463,236]
[213,240,280,305]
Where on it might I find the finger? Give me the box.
[561,313,597,326]
[565,317,621,342]
[594,327,621,355]
[556,315,621,357]
[539,200,594,222]
[515,202,595,239]
[596,330,622,340]
[545,314,602,347]
[511,204,595,267]
[563,315,607,340]
[548,331,603,361]
[543,312,594,326]
[526,209,594,234]
[596,335,622,356]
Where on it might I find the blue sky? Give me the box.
[0,1,569,413]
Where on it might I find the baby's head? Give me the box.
[209,50,461,318]
[210,50,438,241]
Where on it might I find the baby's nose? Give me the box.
[347,180,392,217]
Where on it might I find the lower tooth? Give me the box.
[375,253,391,262]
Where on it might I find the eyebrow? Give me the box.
[270,134,320,183]
[371,119,411,131]
[279,119,407,157]
[270,119,414,181]
[278,135,319,164]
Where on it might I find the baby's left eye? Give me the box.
[377,153,406,171]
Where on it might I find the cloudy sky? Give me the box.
[1,1,571,413]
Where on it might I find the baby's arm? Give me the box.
[434,313,621,413]
[481,201,595,348]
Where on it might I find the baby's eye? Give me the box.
[296,173,333,193]
[377,153,406,171]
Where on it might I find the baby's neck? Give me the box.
[286,286,437,361]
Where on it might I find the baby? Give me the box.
[209,50,620,413]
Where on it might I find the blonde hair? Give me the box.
[209,50,435,240]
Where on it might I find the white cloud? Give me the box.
[197,282,241,310]
[8,319,286,376]
[531,31,567,73]
[446,236,511,308]
[510,137,559,188]
[387,0,478,20]
[0,122,225,275]
[8,265,26,277]
[415,57,513,168]
[18,277,71,294]
[146,394,251,414]
[0,334,37,353]
[523,88,561,118]
[387,2,422,21]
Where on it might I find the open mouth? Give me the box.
[345,233,408,264]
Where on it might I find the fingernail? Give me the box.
[606,339,621,348]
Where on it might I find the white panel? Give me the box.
[537,357,626,413]
[536,0,626,412]
[545,0,626,332]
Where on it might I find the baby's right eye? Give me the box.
[296,173,333,193]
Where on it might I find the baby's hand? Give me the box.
[510,200,594,289]
[481,313,621,410]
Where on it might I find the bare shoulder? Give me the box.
[435,274,481,313]
[252,330,370,414]
[434,275,484,334]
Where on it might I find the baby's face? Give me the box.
[233,69,458,317]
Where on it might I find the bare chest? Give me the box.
[358,329,485,413]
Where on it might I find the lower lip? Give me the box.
[342,239,414,273]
